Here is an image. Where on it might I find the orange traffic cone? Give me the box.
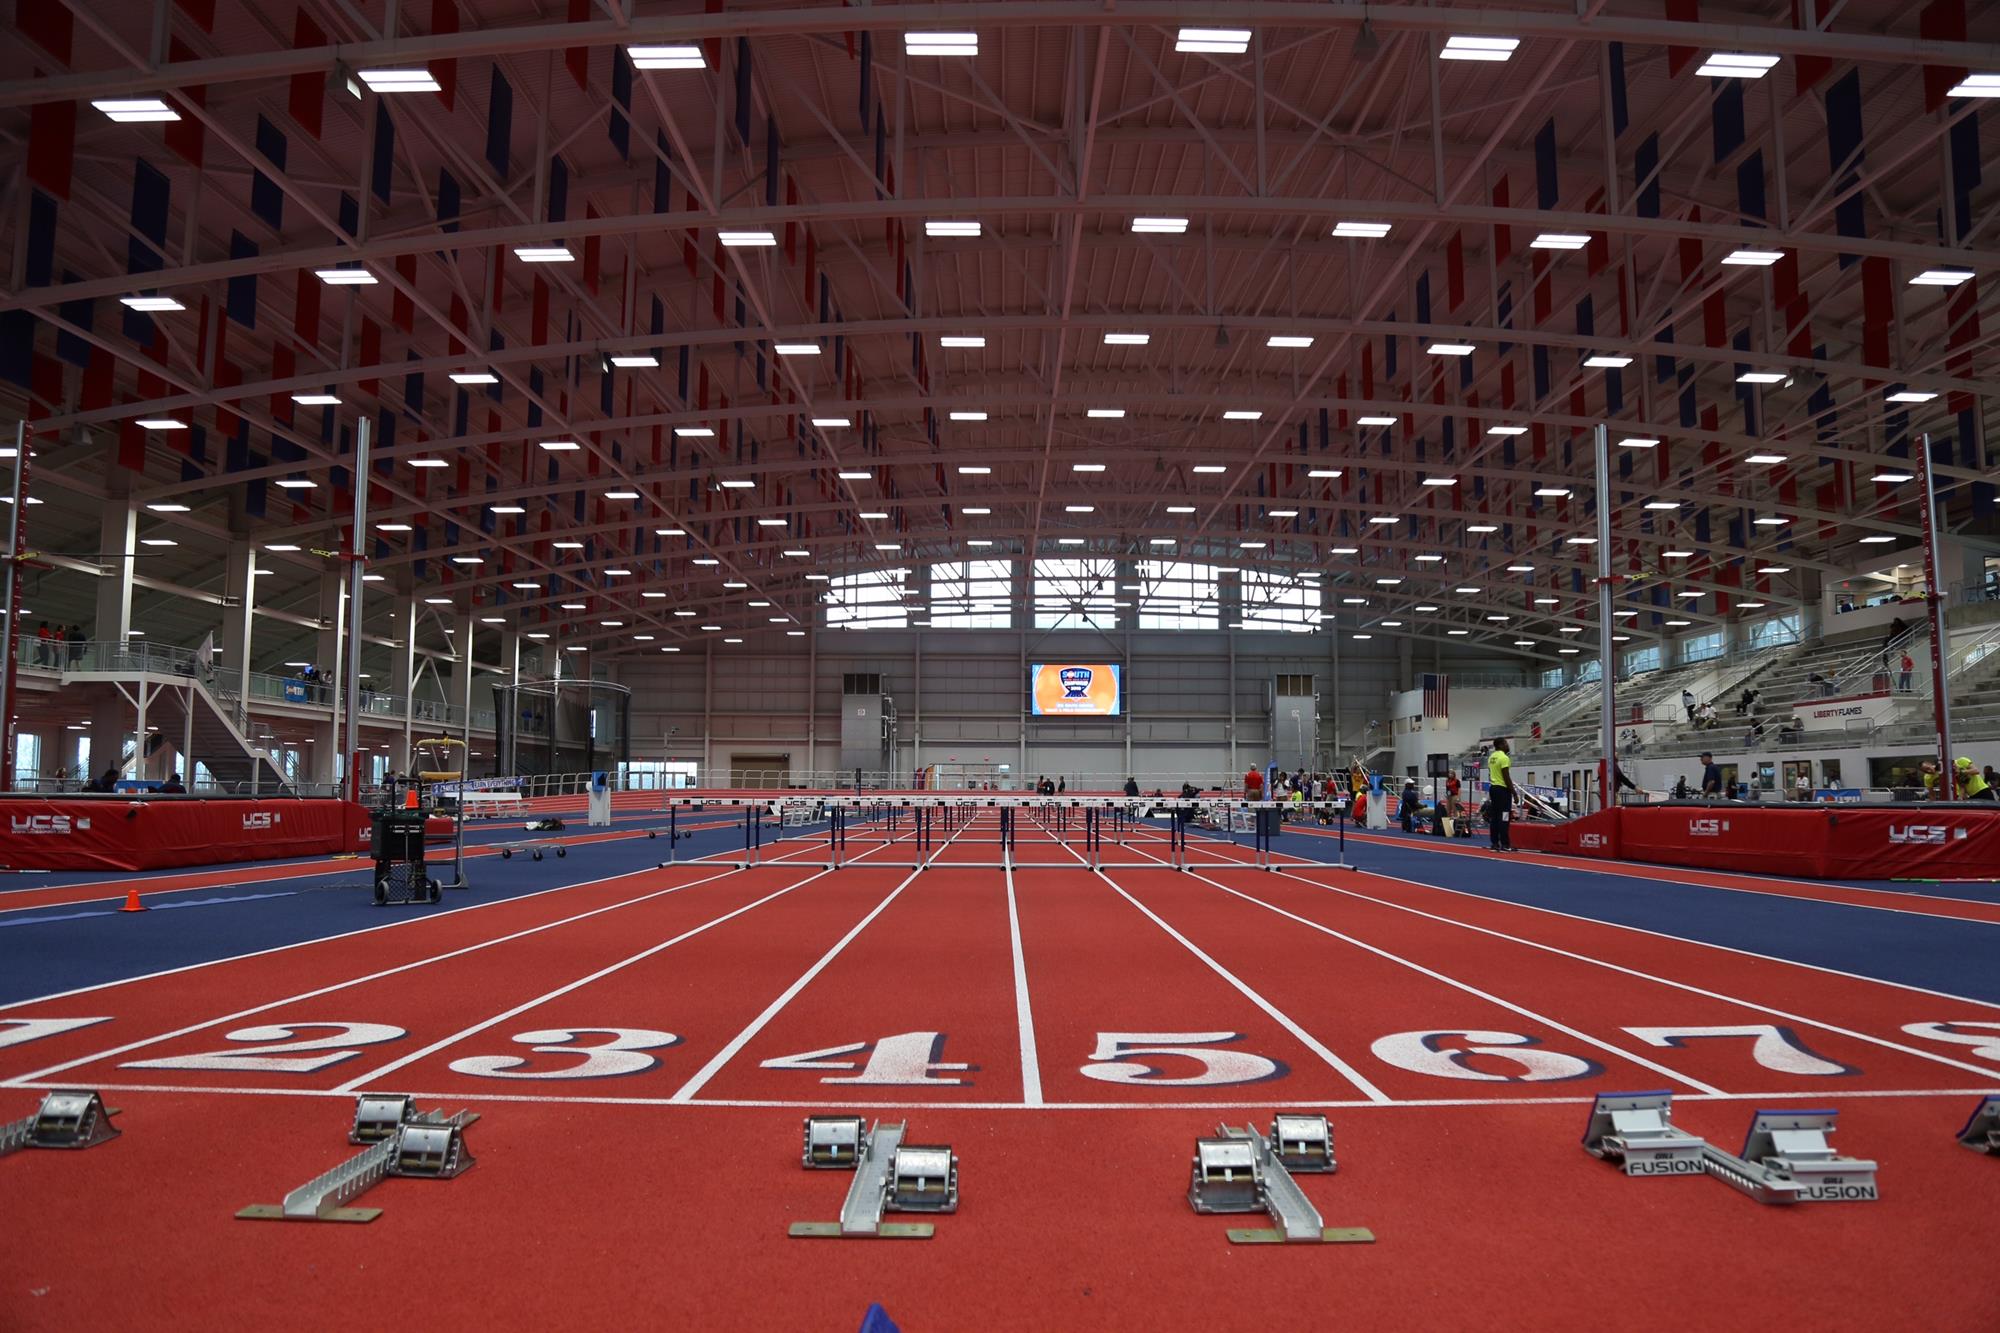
[403,788,420,810]
[119,887,146,913]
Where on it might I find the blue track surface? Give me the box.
[1248,825,2000,1005]
[0,817,787,1006]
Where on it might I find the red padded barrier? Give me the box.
[0,798,372,871]
[1518,805,2000,879]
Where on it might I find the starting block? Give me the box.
[0,1089,121,1157]
[789,1117,957,1239]
[1581,1092,1877,1205]
[1955,1095,2000,1153]
[1187,1115,1372,1245]
[237,1095,478,1223]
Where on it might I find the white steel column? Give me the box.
[1917,431,1954,776]
[94,472,136,645]
[1595,423,1617,811]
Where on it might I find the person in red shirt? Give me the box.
[1898,651,1914,693]
[1244,766,1264,800]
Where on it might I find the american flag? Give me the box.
[1421,673,1450,722]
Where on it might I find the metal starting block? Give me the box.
[0,1090,121,1157]
[1581,1091,1707,1178]
[1582,1092,1877,1205]
[789,1117,958,1239]
[1955,1095,2000,1153]
[237,1095,478,1223]
[1187,1116,1372,1246]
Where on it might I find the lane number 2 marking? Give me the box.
[123,1023,407,1073]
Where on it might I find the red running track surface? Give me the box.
[2,816,1996,1331]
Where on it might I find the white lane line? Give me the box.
[0,821,854,1011]
[1158,859,1728,1096]
[1228,858,2000,1084]
[1004,858,1044,1107]
[1090,866,1394,1104]
[17,1081,1990,1109]
[665,810,986,1102]
[0,853,833,1087]
[332,871,835,1093]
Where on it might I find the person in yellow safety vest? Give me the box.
[1486,739,1515,852]
[1955,757,1994,801]
[1920,761,1941,799]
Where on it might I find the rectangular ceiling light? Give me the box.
[315,268,378,285]
[629,44,705,69]
[538,439,581,451]
[1584,354,1633,368]
[1910,267,1976,286]
[1267,335,1314,348]
[1331,221,1391,238]
[1167,505,1196,513]
[608,354,659,368]
[1722,248,1785,265]
[906,32,978,56]
[948,410,988,421]
[1357,415,1398,426]
[134,418,187,430]
[814,418,853,429]
[756,517,788,526]
[1644,500,1681,510]
[1886,389,1937,403]
[1467,523,1498,532]
[1535,487,1571,497]
[1192,465,1227,474]
[1618,437,1659,448]
[962,506,991,514]
[940,335,986,347]
[121,295,184,311]
[926,220,981,237]
[1737,371,1785,384]
[1486,425,1528,436]
[1103,332,1150,345]
[1441,35,1520,61]
[1086,407,1125,418]
[1176,28,1251,53]
[1530,233,1590,250]
[292,393,341,405]
[718,230,777,247]
[674,427,714,437]
[1421,477,1458,487]
[957,465,990,474]
[1222,410,1263,420]
[359,68,442,92]
[774,343,820,356]
[512,246,574,263]
[1696,52,1781,79]
[1073,463,1105,472]
[1948,73,2000,98]
[1746,453,1787,464]
[491,504,526,514]
[93,98,179,122]
[449,370,499,384]
[273,478,317,489]
[1426,342,1475,355]
[605,490,640,500]
[719,479,755,488]
[1132,217,1190,233]
[1307,468,1342,478]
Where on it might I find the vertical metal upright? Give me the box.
[1916,431,1954,778]
[1594,423,1617,812]
[342,416,371,799]
[0,422,25,790]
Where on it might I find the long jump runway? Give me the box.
[2,810,1995,1330]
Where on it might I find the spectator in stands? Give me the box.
[1809,671,1834,698]
[1696,701,1718,729]
[1243,765,1264,801]
[1400,778,1419,832]
[1793,771,1813,801]
[1123,776,1140,797]
[34,620,51,666]
[84,766,119,793]
[1056,776,1066,794]
[1898,651,1914,694]
[1486,740,1514,851]
[1747,717,1767,743]
[1955,758,1994,801]
[1672,775,1690,799]
[1778,717,1805,741]
[1179,781,1199,799]
[1682,688,1697,722]
[1699,752,1723,797]
[159,772,186,794]
[1882,616,1907,665]
[1735,687,1759,716]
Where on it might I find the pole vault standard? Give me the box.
[1594,422,1618,812]
[1916,430,1954,777]
[342,416,371,799]
[0,421,24,791]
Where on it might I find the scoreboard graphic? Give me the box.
[1030,663,1122,716]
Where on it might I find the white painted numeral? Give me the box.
[1622,1024,1854,1076]
[0,1017,112,1050]
[761,1031,971,1086]
[1079,1032,1281,1087]
[1900,1021,2000,1064]
[124,1023,407,1073]
[447,1028,680,1080]
[1370,1030,1600,1082]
